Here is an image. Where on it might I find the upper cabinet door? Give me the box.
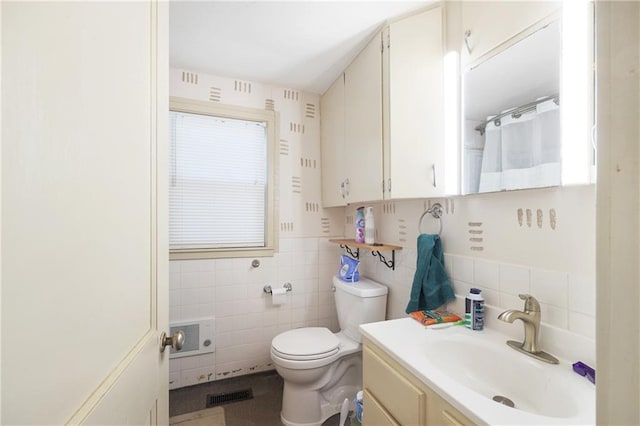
[462,1,561,67]
[321,74,347,207]
[344,32,384,204]
[385,6,445,199]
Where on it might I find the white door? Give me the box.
[2,2,169,424]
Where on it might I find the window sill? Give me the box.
[169,247,275,260]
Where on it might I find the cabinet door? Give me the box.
[386,7,444,199]
[321,74,347,207]
[344,32,384,204]
[462,1,561,66]
[363,390,400,426]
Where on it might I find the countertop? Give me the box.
[360,318,595,425]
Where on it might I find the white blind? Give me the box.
[169,111,268,250]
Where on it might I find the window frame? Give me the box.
[169,96,279,260]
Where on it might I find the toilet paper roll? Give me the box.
[271,287,288,306]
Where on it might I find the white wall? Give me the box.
[353,184,596,343]
[168,68,344,389]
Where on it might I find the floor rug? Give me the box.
[170,406,226,426]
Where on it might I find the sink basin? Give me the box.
[360,318,595,425]
[425,329,578,418]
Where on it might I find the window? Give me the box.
[169,97,278,259]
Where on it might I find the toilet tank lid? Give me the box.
[333,276,388,297]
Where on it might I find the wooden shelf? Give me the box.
[330,239,403,270]
[329,239,403,251]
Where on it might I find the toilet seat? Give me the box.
[271,327,340,360]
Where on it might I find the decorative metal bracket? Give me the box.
[338,245,397,270]
[339,244,360,260]
[372,250,395,270]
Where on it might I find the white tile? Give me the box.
[180,305,199,321]
[215,331,236,349]
[303,237,319,252]
[499,264,531,296]
[215,285,236,302]
[214,268,233,286]
[568,311,596,340]
[181,272,201,289]
[539,302,569,329]
[568,273,596,315]
[476,286,499,307]
[180,366,215,387]
[197,303,215,318]
[181,288,200,306]
[499,292,523,311]
[215,316,235,333]
[262,310,279,327]
[169,272,181,290]
[181,353,214,370]
[169,372,181,390]
[170,306,182,322]
[169,261,181,274]
[215,258,235,271]
[170,290,181,308]
[474,260,499,290]
[452,256,474,283]
[531,268,569,308]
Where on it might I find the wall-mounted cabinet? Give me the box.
[383,6,445,199]
[320,6,447,206]
[320,74,346,207]
[321,34,383,207]
[461,1,561,67]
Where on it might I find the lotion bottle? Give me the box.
[364,206,375,245]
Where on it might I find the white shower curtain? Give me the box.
[478,98,561,192]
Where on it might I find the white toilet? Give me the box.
[270,276,388,426]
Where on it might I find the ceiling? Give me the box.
[170,1,431,94]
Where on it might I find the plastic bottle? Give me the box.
[355,207,365,243]
[465,288,484,330]
[364,206,375,245]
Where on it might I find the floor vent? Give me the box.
[206,389,253,407]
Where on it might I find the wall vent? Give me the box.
[321,218,330,234]
[279,139,289,156]
[284,89,299,101]
[169,318,215,359]
[181,71,199,85]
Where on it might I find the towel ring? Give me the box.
[418,203,443,235]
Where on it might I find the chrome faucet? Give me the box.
[498,294,559,364]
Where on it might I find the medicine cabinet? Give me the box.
[461,2,595,195]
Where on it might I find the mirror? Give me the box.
[462,20,562,194]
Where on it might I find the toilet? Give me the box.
[270,276,388,426]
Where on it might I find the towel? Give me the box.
[405,234,455,313]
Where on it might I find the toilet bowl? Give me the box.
[270,276,388,426]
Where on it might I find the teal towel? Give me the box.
[405,234,455,313]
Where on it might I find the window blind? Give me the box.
[169,111,268,250]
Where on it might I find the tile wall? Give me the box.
[169,68,345,389]
[354,184,596,342]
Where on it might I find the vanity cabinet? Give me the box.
[461,1,561,67]
[363,338,473,426]
[383,6,444,199]
[320,33,383,207]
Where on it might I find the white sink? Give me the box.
[360,318,595,425]
[425,328,579,418]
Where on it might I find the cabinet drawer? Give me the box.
[363,389,400,426]
[363,346,425,425]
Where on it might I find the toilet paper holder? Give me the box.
[263,282,292,294]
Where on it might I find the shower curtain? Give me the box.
[478,98,561,192]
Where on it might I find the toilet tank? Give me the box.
[333,276,388,342]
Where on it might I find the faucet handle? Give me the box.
[518,294,541,312]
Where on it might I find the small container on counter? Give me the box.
[465,288,484,330]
